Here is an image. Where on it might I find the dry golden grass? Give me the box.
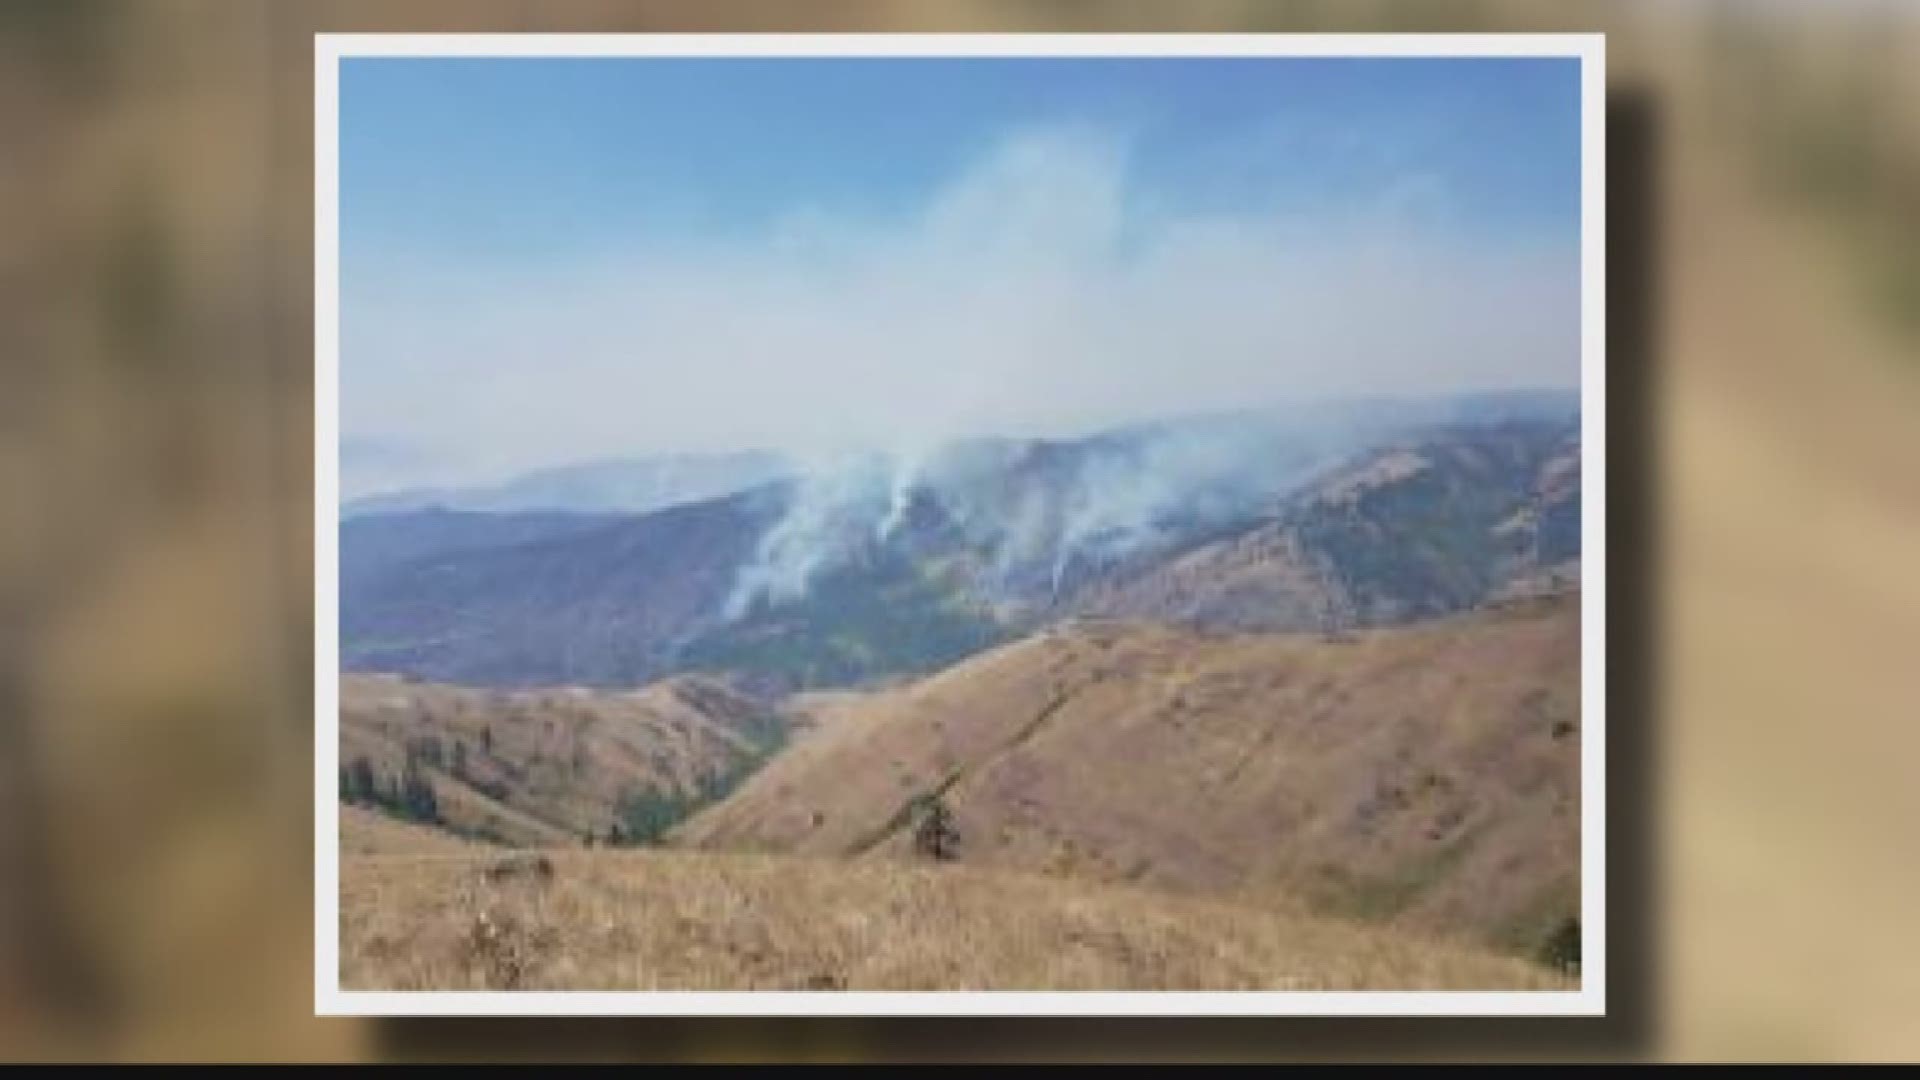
[338,805,486,857]
[339,847,1568,992]
[678,596,1579,954]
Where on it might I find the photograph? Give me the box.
[23,0,1920,1064]
[317,34,1603,1014]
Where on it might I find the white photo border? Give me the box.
[315,31,1607,1018]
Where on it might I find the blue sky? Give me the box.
[341,56,1581,497]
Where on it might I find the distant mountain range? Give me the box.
[342,449,790,517]
[340,390,1579,691]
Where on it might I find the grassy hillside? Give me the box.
[1070,420,1580,632]
[676,594,1580,958]
[338,804,488,857]
[339,845,1569,991]
[339,673,789,846]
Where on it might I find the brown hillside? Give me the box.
[340,673,788,845]
[339,804,486,857]
[676,594,1581,954]
[340,848,1569,991]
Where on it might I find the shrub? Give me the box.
[1538,915,1581,974]
[913,797,961,862]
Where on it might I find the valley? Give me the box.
[340,394,1579,691]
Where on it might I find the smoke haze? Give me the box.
[344,124,1579,496]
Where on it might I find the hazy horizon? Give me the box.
[342,57,1581,500]
[342,385,1580,505]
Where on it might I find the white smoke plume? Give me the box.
[715,388,1582,620]
[721,450,893,619]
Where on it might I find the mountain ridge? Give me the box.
[343,448,791,518]
[342,407,1579,691]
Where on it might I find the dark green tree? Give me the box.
[618,787,692,845]
[399,759,439,824]
[912,797,961,862]
[342,755,378,806]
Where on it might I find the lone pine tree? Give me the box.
[913,797,961,861]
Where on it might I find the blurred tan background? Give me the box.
[1,0,1915,1062]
